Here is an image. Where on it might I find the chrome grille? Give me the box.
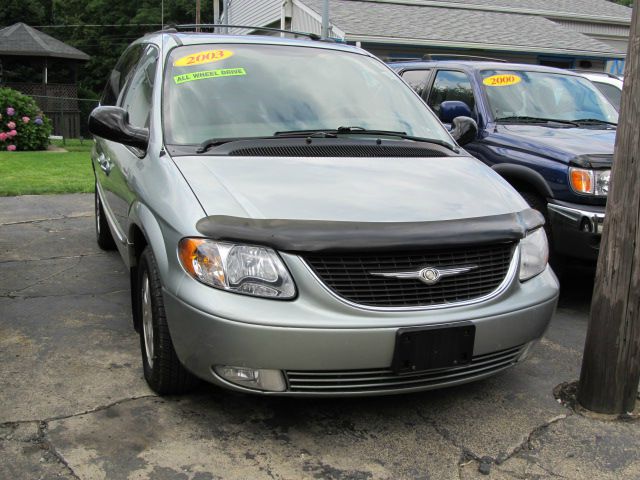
[286,345,524,393]
[304,243,516,308]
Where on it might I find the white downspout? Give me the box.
[321,0,329,39]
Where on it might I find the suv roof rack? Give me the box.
[169,24,322,41]
[387,54,507,64]
[423,54,507,62]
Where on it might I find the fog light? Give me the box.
[214,365,287,392]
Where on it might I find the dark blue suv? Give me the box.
[389,61,617,262]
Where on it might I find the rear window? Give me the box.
[163,44,451,146]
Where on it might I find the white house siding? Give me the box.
[291,1,343,38]
[552,19,629,38]
[553,19,629,54]
[228,0,281,34]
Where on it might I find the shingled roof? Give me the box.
[421,0,632,21]
[0,22,89,61]
[302,0,626,58]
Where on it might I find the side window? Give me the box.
[593,82,621,110]
[428,70,476,118]
[101,44,144,106]
[401,69,430,97]
[120,47,159,128]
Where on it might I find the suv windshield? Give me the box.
[481,70,618,125]
[163,44,452,145]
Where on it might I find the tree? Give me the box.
[52,0,213,96]
[0,0,47,26]
[0,0,213,97]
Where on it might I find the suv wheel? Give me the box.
[95,186,116,250]
[138,246,199,395]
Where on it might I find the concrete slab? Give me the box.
[0,252,127,298]
[0,194,93,225]
[489,414,640,479]
[1,194,638,480]
[0,422,75,480]
[0,216,102,262]
[0,292,152,423]
[46,394,463,479]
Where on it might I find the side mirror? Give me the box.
[89,106,149,151]
[450,116,478,146]
[439,100,472,124]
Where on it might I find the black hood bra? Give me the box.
[196,208,544,253]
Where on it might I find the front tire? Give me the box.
[138,247,199,394]
[95,186,116,250]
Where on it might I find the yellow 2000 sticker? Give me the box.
[174,49,234,67]
[174,68,246,84]
[483,74,522,87]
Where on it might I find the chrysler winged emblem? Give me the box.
[369,265,477,285]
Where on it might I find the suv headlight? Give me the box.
[519,228,548,281]
[178,238,296,299]
[569,167,610,196]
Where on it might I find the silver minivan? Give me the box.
[89,30,558,396]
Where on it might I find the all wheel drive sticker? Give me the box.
[483,74,522,87]
[174,68,246,84]
[173,49,246,84]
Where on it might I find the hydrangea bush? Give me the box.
[0,87,52,151]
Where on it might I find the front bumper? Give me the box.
[163,259,559,396]
[547,200,605,261]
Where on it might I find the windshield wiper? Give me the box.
[197,136,275,153]
[337,126,408,136]
[571,118,617,126]
[198,127,458,154]
[495,116,580,127]
[274,127,407,137]
[273,129,338,138]
[198,131,342,152]
[275,127,458,151]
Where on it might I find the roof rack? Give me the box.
[386,57,423,63]
[387,54,507,63]
[423,54,507,62]
[170,24,322,41]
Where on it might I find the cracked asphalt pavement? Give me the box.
[1,194,638,480]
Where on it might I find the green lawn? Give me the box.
[0,140,94,196]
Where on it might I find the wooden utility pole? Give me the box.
[578,1,640,415]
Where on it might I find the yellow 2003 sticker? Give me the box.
[174,68,246,84]
[483,74,522,87]
[174,49,234,67]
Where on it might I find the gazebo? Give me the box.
[0,23,90,137]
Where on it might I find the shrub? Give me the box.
[0,87,52,151]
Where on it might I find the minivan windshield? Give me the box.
[163,44,452,146]
[480,70,618,125]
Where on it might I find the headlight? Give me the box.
[178,238,296,299]
[569,167,610,196]
[519,228,548,281]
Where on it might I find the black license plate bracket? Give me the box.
[392,323,475,374]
